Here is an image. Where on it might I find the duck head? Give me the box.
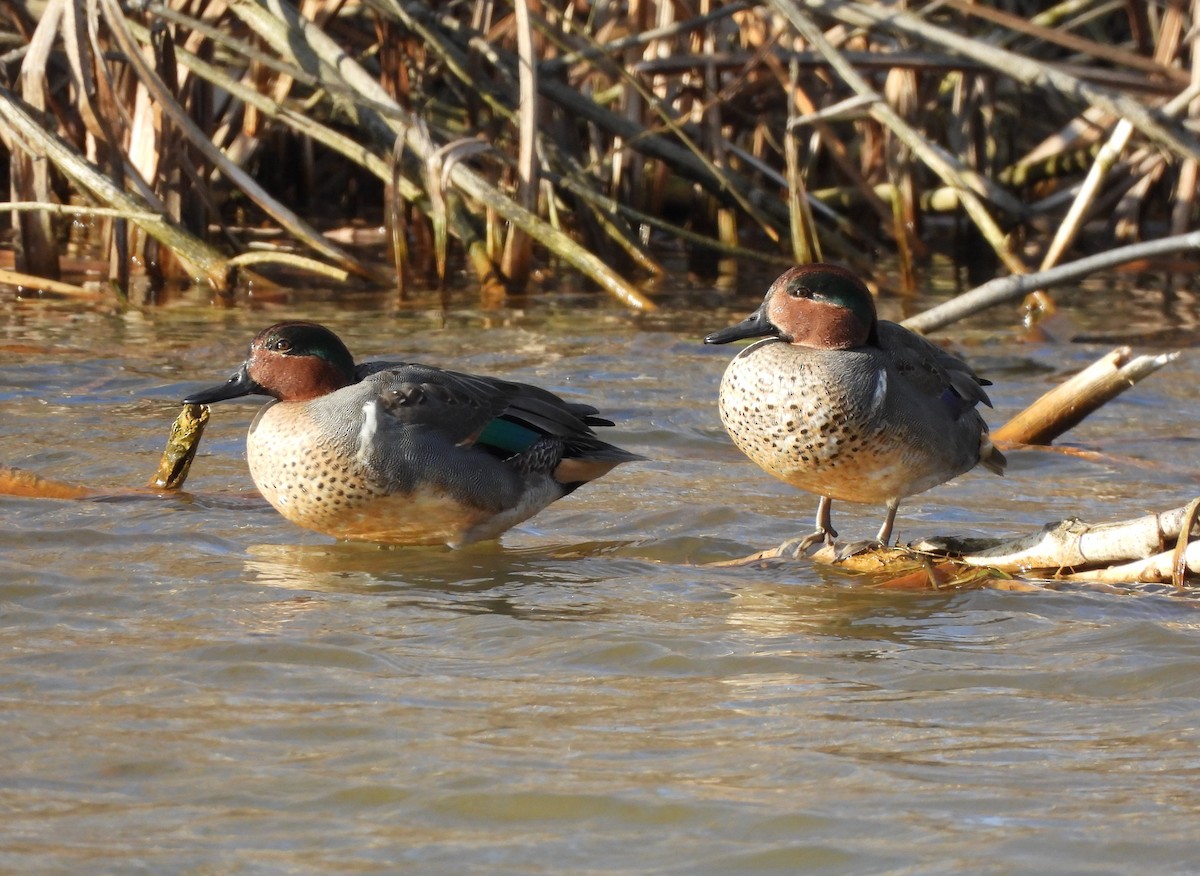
[705,263,878,350]
[183,321,358,404]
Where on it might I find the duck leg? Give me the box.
[773,496,838,558]
[833,497,901,560]
[875,498,900,546]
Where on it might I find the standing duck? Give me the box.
[705,263,1004,555]
[184,321,642,547]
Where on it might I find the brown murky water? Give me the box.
[2,270,1200,873]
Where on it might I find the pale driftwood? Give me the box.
[993,347,1181,445]
[902,231,1200,334]
[734,500,1197,591]
[908,502,1199,573]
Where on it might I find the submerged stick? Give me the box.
[0,465,96,499]
[0,404,209,500]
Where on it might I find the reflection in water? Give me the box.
[242,540,640,621]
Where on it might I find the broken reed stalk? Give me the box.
[808,0,1200,163]
[0,82,231,287]
[767,0,1029,274]
[1039,119,1136,272]
[8,0,1200,307]
[499,0,537,287]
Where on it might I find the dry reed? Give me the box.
[2,1,1199,311]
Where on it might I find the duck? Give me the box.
[704,263,1005,556]
[183,321,642,547]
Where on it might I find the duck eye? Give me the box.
[788,283,811,299]
[270,338,293,353]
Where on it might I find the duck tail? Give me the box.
[979,434,1007,476]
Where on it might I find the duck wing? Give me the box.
[360,361,637,461]
[876,321,994,412]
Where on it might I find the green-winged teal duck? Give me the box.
[184,321,642,547]
[705,263,1005,554]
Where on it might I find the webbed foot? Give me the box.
[833,538,886,561]
[706,528,834,568]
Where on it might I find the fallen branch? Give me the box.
[902,231,1200,334]
[993,346,1180,445]
[722,500,1200,591]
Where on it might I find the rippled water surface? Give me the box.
[3,277,1200,874]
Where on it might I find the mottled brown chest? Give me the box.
[244,402,488,544]
[716,341,920,502]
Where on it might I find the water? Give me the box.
[2,277,1200,874]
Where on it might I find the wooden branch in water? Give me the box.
[993,347,1180,446]
[902,231,1200,334]
[918,500,1200,587]
[768,500,1200,591]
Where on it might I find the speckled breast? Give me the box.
[244,401,487,545]
[717,340,934,503]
